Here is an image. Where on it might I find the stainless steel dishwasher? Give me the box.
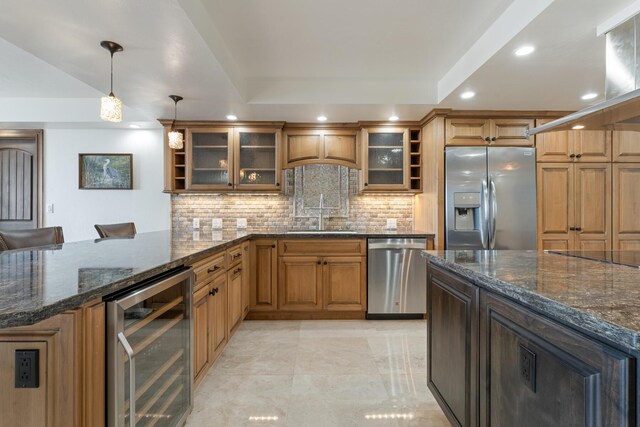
[367,238,427,319]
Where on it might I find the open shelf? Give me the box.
[368,168,403,172]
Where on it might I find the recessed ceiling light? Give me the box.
[460,91,475,100]
[317,115,327,122]
[389,115,399,121]
[572,125,585,130]
[226,114,237,121]
[581,93,598,100]
[128,124,140,129]
[515,45,535,56]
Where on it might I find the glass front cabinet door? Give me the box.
[362,127,409,191]
[234,128,281,191]
[186,128,234,190]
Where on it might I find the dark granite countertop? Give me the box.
[0,228,434,328]
[423,250,640,353]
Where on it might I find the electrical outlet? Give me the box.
[192,218,200,229]
[46,204,54,214]
[386,218,397,229]
[236,218,247,229]
[192,231,200,241]
[212,218,223,229]
[519,344,536,392]
[15,349,39,388]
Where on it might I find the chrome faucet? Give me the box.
[318,193,324,231]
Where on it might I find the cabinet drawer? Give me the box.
[227,244,243,267]
[279,239,366,256]
[192,252,226,289]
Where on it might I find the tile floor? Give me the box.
[185,320,450,427]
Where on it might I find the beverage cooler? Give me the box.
[106,267,194,427]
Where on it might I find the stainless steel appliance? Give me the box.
[445,147,536,250]
[367,238,427,319]
[107,267,194,427]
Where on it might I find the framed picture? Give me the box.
[79,153,133,189]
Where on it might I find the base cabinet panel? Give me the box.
[427,266,478,427]
[193,286,210,385]
[227,266,243,336]
[209,274,227,363]
[250,240,278,311]
[278,257,323,311]
[323,256,366,311]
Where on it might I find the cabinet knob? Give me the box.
[364,183,368,187]
[317,261,321,265]
[209,288,219,296]
[575,154,582,158]
[324,261,328,265]
[234,267,242,274]
[271,244,276,248]
[208,265,220,273]
[228,182,233,187]
[276,182,280,186]
[569,227,576,231]
[491,137,497,142]
[569,153,576,158]
[575,227,582,232]
[484,137,491,142]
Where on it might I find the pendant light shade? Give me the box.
[168,95,184,149]
[100,41,123,123]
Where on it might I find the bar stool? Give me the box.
[94,222,137,238]
[0,226,64,251]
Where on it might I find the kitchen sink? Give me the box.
[286,230,358,234]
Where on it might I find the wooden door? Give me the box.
[186,128,234,191]
[535,120,572,162]
[613,164,640,250]
[445,118,489,146]
[323,131,358,168]
[241,242,250,317]
[322,256,366,311]
[612,131,640,162]
[234,127,282,191]
[427,266,479,427]
[278,256,323,311]
[574,164,611,251]
[573,130,611,162]
[480,292,633,427]
[227,266,243,336]
[536,163,574,250]
[0,130,43,230]
[193,285,210,385]
[250,239,278,311]
[208,273,227,363]
[283,130,322,167]
[362,127,409,191]
[489,118,534,146]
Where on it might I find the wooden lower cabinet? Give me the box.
[193,285,210,386]
[613,164,640,250]
[209,273,227,364]
[227,264,244,336]
[427,266,478,427]
[427,264,635,427]
[278,256,323,311]
[323,256,366,311]
[250,239,278,311]
[0,302,105,427]
[242,241,250,317]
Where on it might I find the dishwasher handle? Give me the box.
[368,243,425,250]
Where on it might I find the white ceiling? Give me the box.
[0,0,636,127]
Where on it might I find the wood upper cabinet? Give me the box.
[480,291,633,427]
[278,256,323,311]
[427,265,479,427]
[536,163,611,251]
[536,120,611,162]
[234,127,282,191]
[283,128,359,169]
[362,127,409,191]
[612,131,640,162]
[186,128,234,190]
[250,239,278,311]
[613,164,640,250]
[446,118,533,146]
[323,256,366,311]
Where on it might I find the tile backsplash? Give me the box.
[171,169,415,232]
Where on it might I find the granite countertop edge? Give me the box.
[422,252,640,353]
[1,230,434,329]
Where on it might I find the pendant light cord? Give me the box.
[109,52,114,97]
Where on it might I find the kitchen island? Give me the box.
[423,250,639,427]
[0,228,433,427]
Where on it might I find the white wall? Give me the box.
[43,128,170,242]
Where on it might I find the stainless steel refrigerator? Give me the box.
[445,147,536,250]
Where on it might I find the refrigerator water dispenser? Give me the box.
[454,193,481,231]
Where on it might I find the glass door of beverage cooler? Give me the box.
[107,267,194,427]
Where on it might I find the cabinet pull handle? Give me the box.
[209,288,217,296]
[569,226,576,231]
[575,154,582,158]
[569,153,576,158]
[575,227,582,232]
[117,332,136,427]
[208,265,220,273]
[234,267,242,274]
[484,137,491,142]
[491,137,497,142]
[233,253,241,259]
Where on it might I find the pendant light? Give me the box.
[99,40,124,122]
[168,95,184,149]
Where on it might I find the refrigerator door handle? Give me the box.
[481,178,489,249]
[489,178,498,249]
[118,332,136,427]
